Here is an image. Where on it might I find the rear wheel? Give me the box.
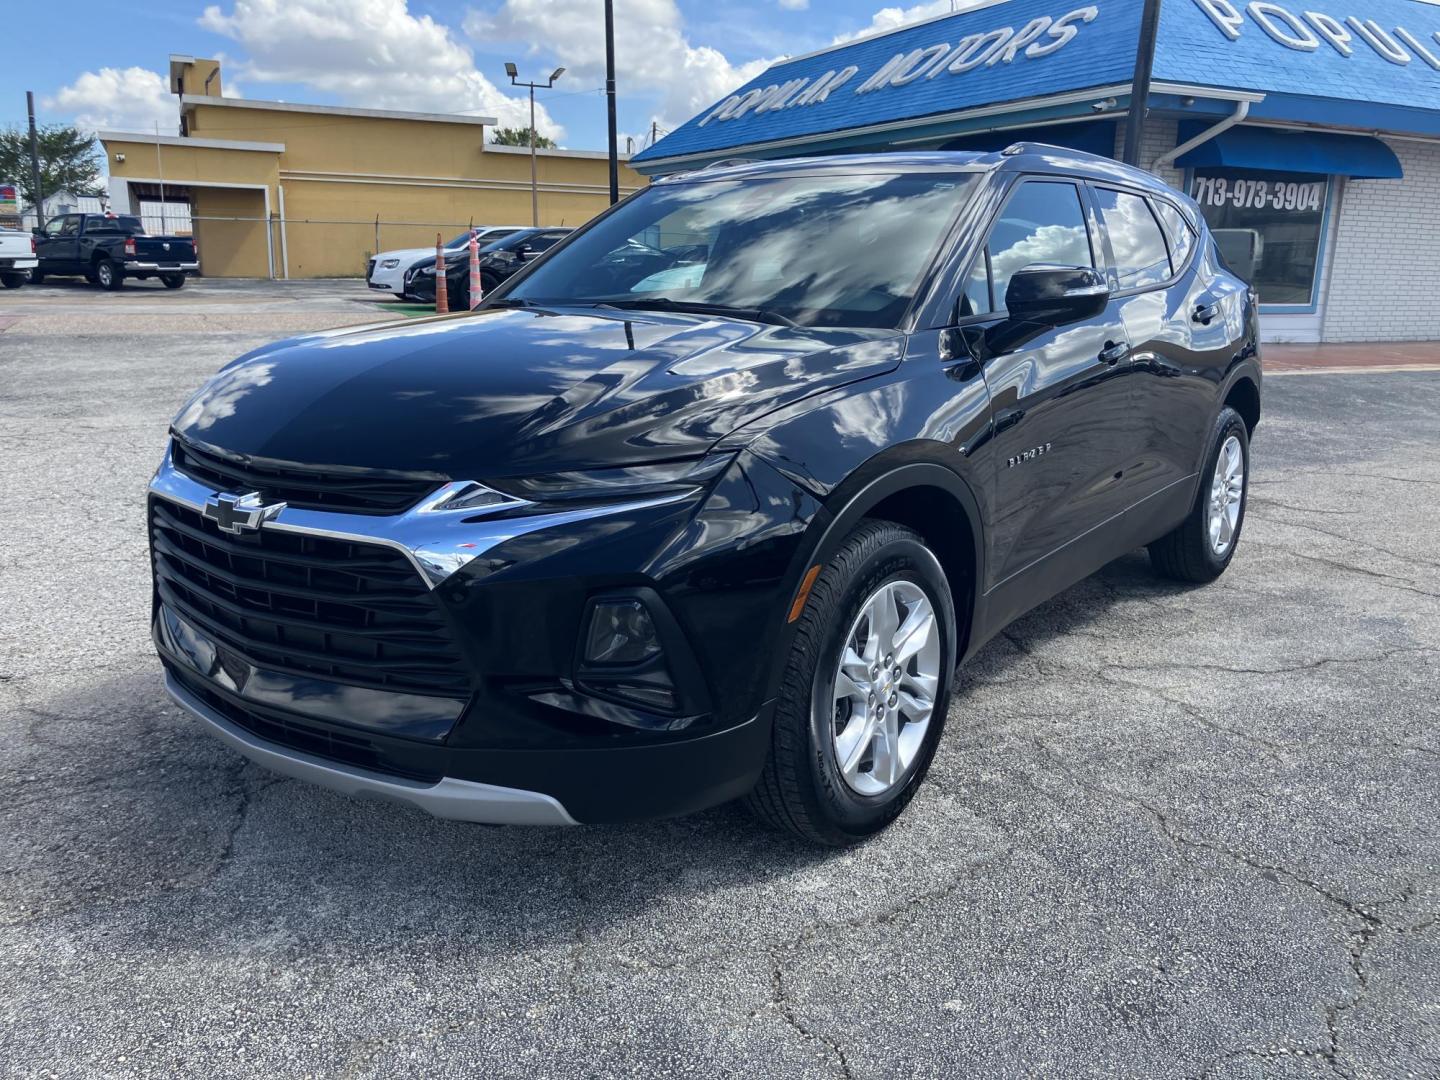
[1149,406,1250,583]
[160,274,186,289]
[95,259,124,290]
[0,272,25,289]
[746,520,957,846]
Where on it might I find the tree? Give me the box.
[490,126,557,149]
[0,124,103,208]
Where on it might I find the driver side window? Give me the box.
[984,181,1094,313]
[43,217,69,238]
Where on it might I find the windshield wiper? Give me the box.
[596,298,799,327]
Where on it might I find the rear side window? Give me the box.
[1153,200,1197,272]
[1095,189,1171,289]
[986,181,1094,312]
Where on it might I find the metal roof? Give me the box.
[636,0,1440,169]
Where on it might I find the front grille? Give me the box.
[151,497,472,698]
[366,257,376,282]
[172,438,441,515]
[172,667,441,783]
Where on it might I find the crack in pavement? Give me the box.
[1026,738,1434,1080]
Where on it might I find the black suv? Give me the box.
[150,146,1260,845]
[405,227,571,303]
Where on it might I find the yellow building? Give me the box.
[99,56,645,279]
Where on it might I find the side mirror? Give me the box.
[1005,265,1109,326]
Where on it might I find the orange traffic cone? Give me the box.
[469,230,483,310]
[434,233,449,314]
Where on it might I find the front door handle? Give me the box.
[1099,341,1130,365]
[1194,301,1221,325]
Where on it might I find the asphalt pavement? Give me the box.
[1,279,1436,1079]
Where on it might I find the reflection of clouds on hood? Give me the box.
[174,363,275,431]
[990,224,1090,294]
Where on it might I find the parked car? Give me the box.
[404,227,571,303]
[150,146,1261,845]
[33,213,198,290]
[366,226,524,299]
[0,227,38,288]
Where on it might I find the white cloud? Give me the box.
[779,0,809,9]
[466,0,775,135]
[46,67,179,135]
[198,0,561,137]
[834,0,989,44]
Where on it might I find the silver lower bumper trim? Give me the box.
[165,671,578,826]
[125,261,199,271]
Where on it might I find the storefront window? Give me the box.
[1189,169,1330,308]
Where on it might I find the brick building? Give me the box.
[632,0,1440,345]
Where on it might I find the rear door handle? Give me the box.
[1194,301,1221,325]
[1099,341,1130,365]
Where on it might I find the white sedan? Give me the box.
[366,227,523,299]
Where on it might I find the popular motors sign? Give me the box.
[1193,0,1440,66]
[0,183,17,216]
[699,5,1102,128]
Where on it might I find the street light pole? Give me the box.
[506,64,566,228]
[26,92,44,229]
[1123,0,1163,167]
[605,0,619,205]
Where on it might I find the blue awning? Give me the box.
[939,121,1117,159]
[1174,123,1402,179]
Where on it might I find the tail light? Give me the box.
[30,235,36,254]
[124,236,136,257]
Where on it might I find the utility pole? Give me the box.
[1123,0,1163,167]
[506,64,566,227]
[25,92,44,229]
[605,0,619,205]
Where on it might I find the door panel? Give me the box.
[1118,198,1247,500]
[959,179,1142,590]
[37,216,79,270]
[977,307,1137,587]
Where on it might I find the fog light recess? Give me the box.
[579,597,679,712]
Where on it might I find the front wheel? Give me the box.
[0,272,25,289]
[95,259,124,290]
[160,274,186,289]
[1149,406,1250,583]
[746,520,957,846]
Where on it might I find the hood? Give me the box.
[375,246,455,264]
[172,306,904,480]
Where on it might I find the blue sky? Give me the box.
[0,0,970,152]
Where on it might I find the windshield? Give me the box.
[506,171,980,329]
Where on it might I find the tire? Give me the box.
[746,520,957,846]
[0,272,25,289]
[95,259,124,290]
[27,268,43,284]
[161,274,186,289]
[1148,406,1250,584]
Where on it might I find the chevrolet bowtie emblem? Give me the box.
[202,491,287,535]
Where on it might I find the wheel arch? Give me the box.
[1223,374,1261,435]
[781,458,985,686]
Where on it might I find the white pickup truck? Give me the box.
[0,228,38,289]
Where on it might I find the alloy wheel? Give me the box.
[1208,434,1245,556]
[828,579,940,796]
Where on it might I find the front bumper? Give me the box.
[166,670,578,825]
[148,440,795,825]
[367,262,408,295]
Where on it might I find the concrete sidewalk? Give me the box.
[1266,341,1440,374]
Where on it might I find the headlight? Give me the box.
[489,453,735,503]
[418,264,437,276]
[381,258,400,269]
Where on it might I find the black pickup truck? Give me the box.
[33,213,198,290]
